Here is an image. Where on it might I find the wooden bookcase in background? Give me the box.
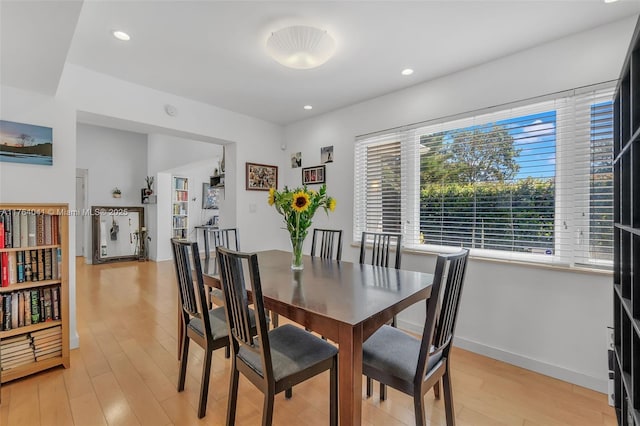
[172,176,189,239]
[614,17,640,426]
[0,203,70,389]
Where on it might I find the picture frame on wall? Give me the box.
[246,162,278,191]
[202,183,218,209]
[0,119,53,165]
[302,165,326,185]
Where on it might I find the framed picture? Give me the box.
[202,183,218,209]
[246,162,278,191]
[302,165,326,185]
[291,151,302,168]
[0,119,53,165]
[321,145,334,163]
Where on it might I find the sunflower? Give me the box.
[291,191,310,212]
[328,197,336,212]
[268,187,276,206]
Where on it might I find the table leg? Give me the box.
[203,229,210,260]
[338,323,363,426]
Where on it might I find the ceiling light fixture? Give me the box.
[112,30,131,41]
[401,68,414,76]
[604,0,619,3]
[266,25,335,70]
[303,105,313,110]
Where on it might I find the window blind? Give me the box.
[354,83,614,268]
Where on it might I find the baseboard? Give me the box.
[396,318,607,394]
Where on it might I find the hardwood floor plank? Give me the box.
[68,391,108,426]
[38,370,75,426]
[91,371,141,426]
[6,376,40,426]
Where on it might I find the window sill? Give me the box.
[350,242,612,276]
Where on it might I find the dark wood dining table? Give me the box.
[202,249,433,426]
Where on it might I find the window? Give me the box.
[354,84,614,268]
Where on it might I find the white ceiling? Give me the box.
[3,1,640,124]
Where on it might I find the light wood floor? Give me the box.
[1,259,616,425]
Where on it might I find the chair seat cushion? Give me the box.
[188,307,229,340]
[238,324,338,382]
[363,325,442,383]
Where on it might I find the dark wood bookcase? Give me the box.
[614,17,640,426]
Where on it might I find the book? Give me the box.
[52,215,59,244]
[0,334,30,346]
[36,214,44,246]
[12,210,20,248]
[52,286,60,320]
[37,249,44,281]
[27,213,36,247]
[44,249,52,280]
[8,251,17,285]
[2,210,12,248]
[35,351,61,362]
[51,248,58,281]
[31,326,61,339]
[32,334,61,345]
[1,342,33,357]
[23,250,32,282]
[24,289,31,326]
[44,215,52,245]
[0,294,3,331]
[2,349,36,362]
[17,291,25,327]
[35,346,61,357]
[55,248,61,279]
[16,250,24,283]
[43,288,52,321]
[11,292,18,329]
[1,252,8,287]
[0,215,5,249]
[33,340,61,352]
[30,289,40,324]
[30,249,38,282]
[2,355,35,370]
[3,293,11,330]
[19,212,28,247]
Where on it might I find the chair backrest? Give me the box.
[216,247,273,378]
[359,231,402,269]
[211,228,240,251]
[415,249,469,386]
[171,238,213,336]
[311,228,343,261]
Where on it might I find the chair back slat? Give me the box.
[415,249,469,387]
[212,228,240,251]
[359,231,402,269]
[217,247,273,376]
[311,228,343,261]
[171,238,211,333]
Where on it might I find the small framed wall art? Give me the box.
[302,165,326,185]
[246,162,278,191]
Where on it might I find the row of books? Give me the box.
[1,326,63,371]
[0,247,62,287]
[0,210,60,249]
[0,286,61,331]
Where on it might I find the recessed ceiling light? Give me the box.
[112,30,131,41]
[604,0,619,3]
[303,105,313,110]
[401,68,414,76]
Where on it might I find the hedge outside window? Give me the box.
[353,83,614,268]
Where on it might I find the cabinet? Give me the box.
[614,17,640,426]
[0,203,70,387]
[172,176,189,239]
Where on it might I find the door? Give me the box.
[75,172,87,257]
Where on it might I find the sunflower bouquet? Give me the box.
[268,184,336,269]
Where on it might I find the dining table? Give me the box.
[202,249,433,426]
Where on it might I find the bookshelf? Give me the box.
[613,17,640,426]
[0,203,70,388]
[172,176,189,239]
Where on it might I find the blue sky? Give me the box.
[0,120,53,146]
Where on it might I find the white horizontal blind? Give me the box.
[354,83,614,268]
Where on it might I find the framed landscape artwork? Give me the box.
[0,120,53,165]
[302,165,326,185]
[246,162,278,191]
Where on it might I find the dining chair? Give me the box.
[311,228,343,260]
[170,238,258,418]
[362,249,469,426]
[217,247,339,426]
[360,231,403,397]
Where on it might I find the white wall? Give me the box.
[76,123,148,262]
[282,17,638,392]
[0,85,79,348]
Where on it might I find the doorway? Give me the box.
[76,169,88,258]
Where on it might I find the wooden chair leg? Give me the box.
[366,377,373,397]
[270,311,279,328]
[225,345,230,359]
[262,393,275,426]
[285,388,293,399]
[380,383,387,401]
[227,363,239,425]
[413,393,427,426]
[177,336,189,391]
[443,368,456,426]
[433,380,441,399]
[197,349,213,418]
[330,361,338,426]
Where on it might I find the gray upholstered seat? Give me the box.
[363,325,442,383]
[239,324,338,382]
[190,307,262,340]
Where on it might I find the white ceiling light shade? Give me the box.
[303,105,313,110]
[112,30,131,41]
[266,25,336,69]
[401,68,414,76]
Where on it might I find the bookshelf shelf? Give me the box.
[172,176,189,239]
[0,279,62,294]
[0,203,70,390]
[0,319,62,339]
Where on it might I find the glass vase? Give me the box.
[290,235,305,270]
